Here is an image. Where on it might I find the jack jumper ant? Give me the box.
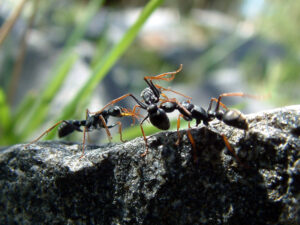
[159,92,262,163]
[26,106,140,157]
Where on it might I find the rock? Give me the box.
[0,105,299,224]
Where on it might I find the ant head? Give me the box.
[141,88,159,105]
[108,106,122,117]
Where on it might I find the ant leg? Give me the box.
[140,115,149,157]
[214,92,263,112]
[116,121,126,143]
[131,104,142,125]
[161,98,193,119]
[221,134,239,162]
[86,129,91,143]
[144,64,183,81]
[207,97,228,112]
[155,84,192,100]
[80,126,87,158]
[90,93,145,115]
[80,109,90,158]
[175,114,184,145]
[25,120,64,147]
[143,65,183,100]
[98,114,112,142]
[186,122,198,163]
[104,121,126,143]
[221,134,248,168]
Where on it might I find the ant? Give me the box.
[159,92,261,163]
[26,106,139,157]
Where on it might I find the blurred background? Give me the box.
[0,0,299,146]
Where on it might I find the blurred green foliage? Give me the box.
[0,0,164,145]
[242,0,300,105]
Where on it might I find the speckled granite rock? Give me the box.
[0,105,299,224]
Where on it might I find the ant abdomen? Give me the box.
[222,109,248,130]
[58,120,83,138]
[148,105,170,130]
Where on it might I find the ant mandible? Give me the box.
[26,106,139,157]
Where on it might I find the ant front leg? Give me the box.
[144,64,183,82]
[207,97,228,112]
[143,65,184,102]
[131,104,143,125]
[90,93,138,115]
[159,99,193,145]
[213,93,255,130]
[155,84,192,100]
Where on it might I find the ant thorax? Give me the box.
[141,87,159,105]
[85,114,108,130]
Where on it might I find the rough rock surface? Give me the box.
[0,105,299,224]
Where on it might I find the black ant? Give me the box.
[26,106,139,157]
[159,92,261,163]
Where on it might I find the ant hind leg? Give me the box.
[25,120,65,148]
[186,122,198,163]
[221,134,249,168]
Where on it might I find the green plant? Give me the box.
[0,0,164,145]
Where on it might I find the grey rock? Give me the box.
[0,105,299,225]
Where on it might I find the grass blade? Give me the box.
[0,88,11,132]
[19,53,78,139]
[58,0,164,121]
[12,91,37,128]
[0,88,12,144]
[20,0,105,140]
